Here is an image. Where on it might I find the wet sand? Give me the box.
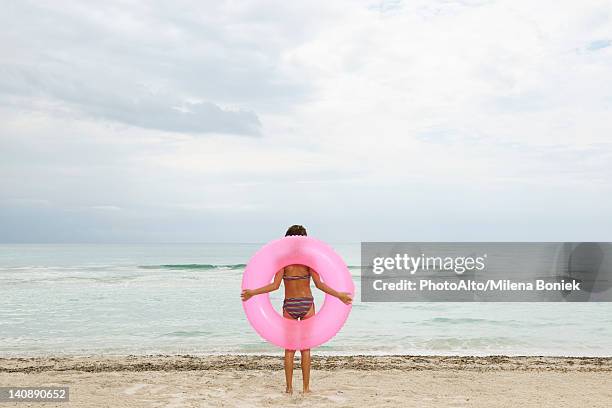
[1,355,611,407]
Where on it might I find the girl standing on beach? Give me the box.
[240,225,353,394]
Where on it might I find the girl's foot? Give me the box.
[285,387,293,394]
[302,388,311,394]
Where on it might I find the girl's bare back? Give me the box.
[282,265,313,298]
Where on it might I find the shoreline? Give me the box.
[3,355,611,407]
[2,354,612,373]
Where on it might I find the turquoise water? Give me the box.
[0,244,611,357]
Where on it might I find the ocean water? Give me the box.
[0,243,611,357]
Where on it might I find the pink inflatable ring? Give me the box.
[242,236,354,350]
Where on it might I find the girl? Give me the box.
[240,225,352,394]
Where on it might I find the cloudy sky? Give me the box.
[1,0,611,243]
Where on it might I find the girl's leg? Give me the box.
[300,303,315,393]
[300,349,311,393]
[283,308,297,393]
[284,349,296,393]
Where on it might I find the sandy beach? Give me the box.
[1,355,611,407]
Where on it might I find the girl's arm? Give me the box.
[311,270,352,305]
[241,270,283,301]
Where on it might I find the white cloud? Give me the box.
[90,205,122,211]
[1,0,612,242]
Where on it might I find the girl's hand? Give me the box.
[241,289,253,301]
[338,292,352,305]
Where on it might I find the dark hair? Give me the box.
[285,225,307,236]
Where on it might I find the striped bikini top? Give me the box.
[283,269,311,281]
